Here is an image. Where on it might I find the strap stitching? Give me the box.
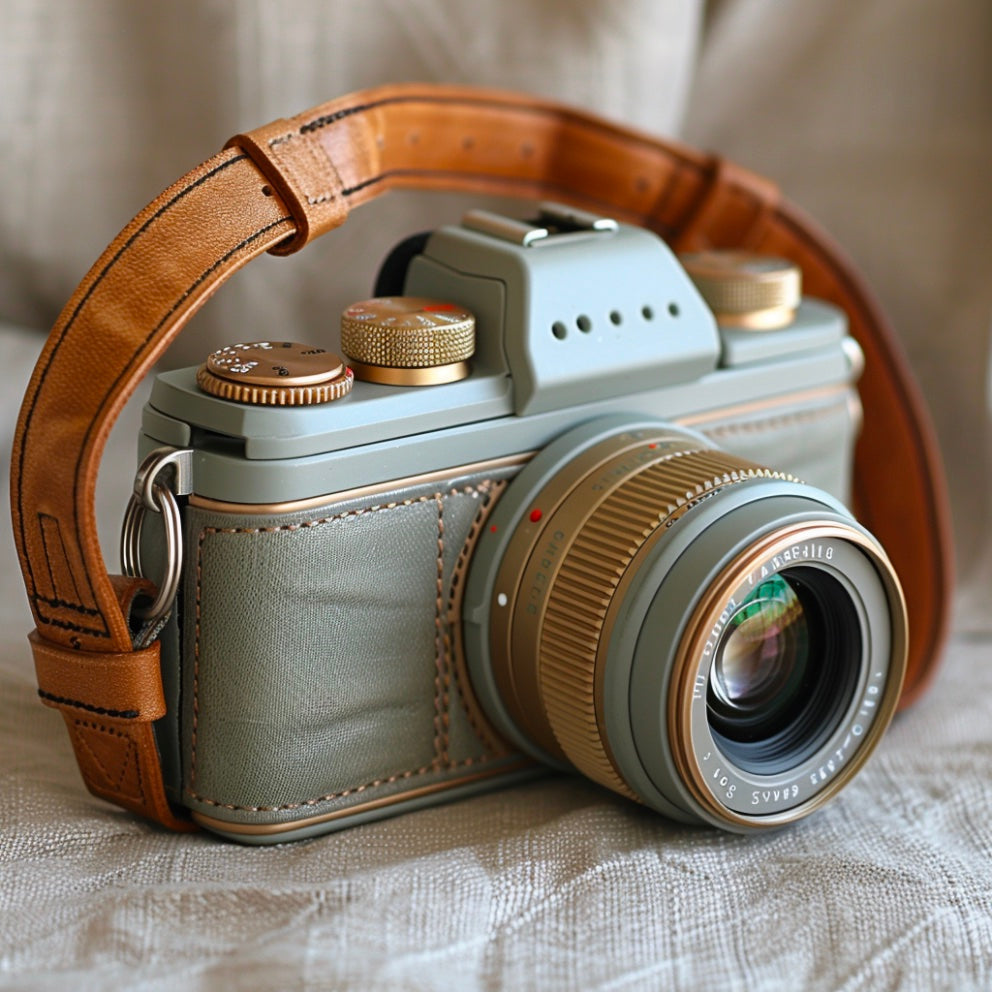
[39,690,139,720]
[33,595,100,616]
[34,513,105,633]
[72,719,143,798]
[268,131,339,207]
[31,214,293,648]
[298,92,683,150]
[36,616,111,638]
[339,170,660,224]
[295,93,704,235]
[16,152,256,630]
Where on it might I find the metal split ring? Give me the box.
[119,447,193,628]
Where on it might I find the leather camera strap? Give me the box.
[11,84,952,829]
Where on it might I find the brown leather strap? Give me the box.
[11,83,952,829]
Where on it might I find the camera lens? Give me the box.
[706,569,860,775]
[463,418,907,832]
[709,574,809,723]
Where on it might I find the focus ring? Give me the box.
[539,449,789,798]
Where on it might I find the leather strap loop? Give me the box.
[33,630,166,721]
[226,119,348,254]
[672,157,780,250]
[11,83,953,827]
[31,631,193,829]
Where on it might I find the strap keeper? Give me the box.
[31,629,166,721]
[227,117,349,255]
[673,156,779,252]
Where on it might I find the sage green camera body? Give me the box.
[141,207,880,843]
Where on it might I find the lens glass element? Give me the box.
[710,575,808,718]
[706,567,861,775]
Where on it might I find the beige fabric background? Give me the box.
[2,1,991,989]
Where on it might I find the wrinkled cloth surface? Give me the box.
[1,378,990,989]
[2,0,992,988]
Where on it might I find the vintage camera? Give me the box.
[130,203,907,843]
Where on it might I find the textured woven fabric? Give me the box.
[3,0,992,987]
[2,422,991,990]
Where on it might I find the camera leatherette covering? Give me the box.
[180,469,528,832]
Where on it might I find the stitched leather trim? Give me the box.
[446,480,514,757]
[227,119,347,253]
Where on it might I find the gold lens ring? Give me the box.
[488,425,792,803]
[489,428,698,767]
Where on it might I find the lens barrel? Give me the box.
[463,418,907,831]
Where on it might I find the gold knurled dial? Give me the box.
[681,251,801,330]
[491,432,793,803]
[196,342,353,405]
[540,449,790,799]
[340,297,475,386]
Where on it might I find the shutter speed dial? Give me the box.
[341,297,476,386]
[196,342,354,405]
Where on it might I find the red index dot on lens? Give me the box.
[529,509,543,523]
[648,443,658,449]
[422,303,459,312]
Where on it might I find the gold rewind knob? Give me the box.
[681,251,801,330]
[196,341,354,405]
[340,297,475,386]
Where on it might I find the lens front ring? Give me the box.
[667,523,906,827]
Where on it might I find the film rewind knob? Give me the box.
[196,342,354,405]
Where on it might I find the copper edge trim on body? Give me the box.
[187,453,533,514]
[189,758,534,836]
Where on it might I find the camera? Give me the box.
[130,202,907,843]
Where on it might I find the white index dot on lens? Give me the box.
[497,593,508,607]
